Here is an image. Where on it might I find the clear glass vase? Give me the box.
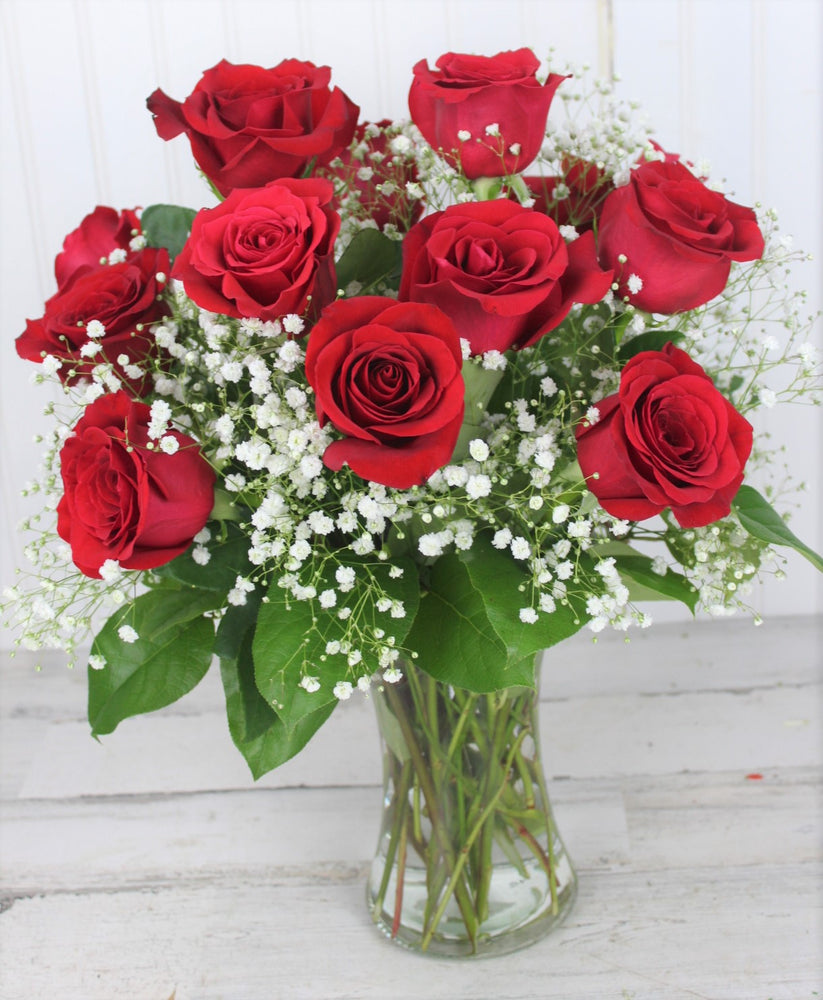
[366,658,577,957]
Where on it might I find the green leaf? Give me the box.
[617,329,684,361]
[404,553,514,691]
[733,485,823,572]
[403,538,579,693]
[458,536,588,666]
[220,630,335,780]
[335,228,403,293]
[88,586,220,736]
[612,554,698,612]
[155,524,253,593]
[141,203,198,263]
[253,556,419,731]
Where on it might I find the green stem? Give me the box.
[371,758,412,921]
[384,683,479,950]
[420,728,527,952]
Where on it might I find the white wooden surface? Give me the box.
[1,616,821,999]
[1,0,821,620]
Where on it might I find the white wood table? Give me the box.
[1,616,821,999]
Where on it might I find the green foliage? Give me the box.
[88,583,220,736]
[733,485,823,572]
[603,549,698,612]
[218,601,336,780]
[335,228,403,294]
[154,524,252,592]
[617,329,684,361]
[252,556,420,731]
[406,535,587,692]
[141,203,198,262]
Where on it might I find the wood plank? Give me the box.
[0,862,819,1000]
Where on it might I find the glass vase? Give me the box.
[366,657,577,957]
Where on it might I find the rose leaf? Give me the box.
[141,203,198,263]
[88,585,221,736]
[458,535,589,665]
[617,329,684,361]
[733,485,823,572]
[220,618,335,780]
[253,555,419,730]
[335,228,403,294]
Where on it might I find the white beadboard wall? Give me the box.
[1,0,821,644]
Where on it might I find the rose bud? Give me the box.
[408,48,566,179]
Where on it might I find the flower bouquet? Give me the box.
[4,48,821,957]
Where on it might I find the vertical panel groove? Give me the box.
[597,0,615,80]
[72,0,111,205]
[0,0,49,299]
[145,0,180,203]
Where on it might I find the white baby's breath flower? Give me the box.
[333,681,353,701]
[118,625,139,644]
[466,474,492,499]
[468,439,489,462]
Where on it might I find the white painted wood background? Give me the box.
[0,0,821,629]
[1,618,820,998]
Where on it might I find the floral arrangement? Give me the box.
[5,48,821,778]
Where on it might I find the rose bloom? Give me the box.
[597,159,764,314]
[147,58,359,197]
[172,179,339,323]
[575,344,753,528]
[57,391,215,578]
[399,199,612,354]
[16,247,170,396]
[519,157,613,231]
[408,48,566,179]
[304,297,464,489]
[332,120,424,232]
[55,205,142,288]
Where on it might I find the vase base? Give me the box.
[368,852,577,958]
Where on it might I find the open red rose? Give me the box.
[399,199,612,354]
[172,179,339,323]
[331,120,424,232]
[408,49,566,179]
[305,297,464,488]
[16,247,170,396]
[147,59,359,197]
[55,206,142,289]
[597,159,764,314]
[576,344,753,528]
[57,391,215,578]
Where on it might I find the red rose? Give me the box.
[57,391,215,578]
[398,199,612,354]
[408,49,566,179]
[597,159,764,313]
[331,120,424,232]
[304,297,464,488]
[55,206,142,288]
[147,59,359,197]
[172,179,339,323]
[576,344,753,528]
[520,157,613,231]
[16,247,170,396]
